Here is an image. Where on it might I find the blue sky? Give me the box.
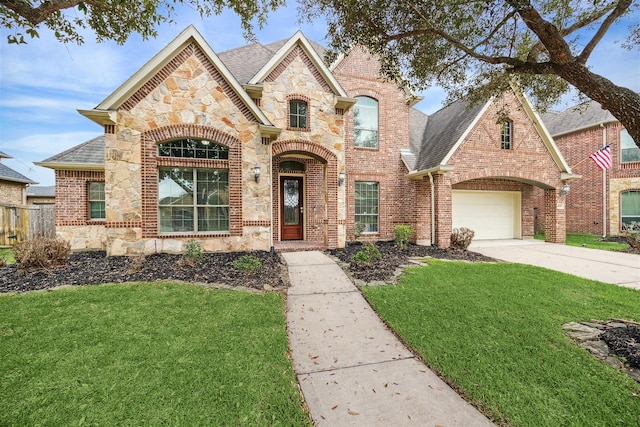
[0,4,638,186]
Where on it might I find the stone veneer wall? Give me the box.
[261,44,346,248]
[104,42,270,255]
[549,122,640,236]
[332,47,414,243]
[0,181,26,205]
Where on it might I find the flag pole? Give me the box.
[570,144,611,170]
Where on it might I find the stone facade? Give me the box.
[0,181,26,205]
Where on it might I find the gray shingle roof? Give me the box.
[0,163,37,184]
[541,100,616,137]
[218,38,326,84]
[409,99,485,172]
[27,185,55,197]
[39,135,105,165]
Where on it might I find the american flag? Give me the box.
[589,145,612,170]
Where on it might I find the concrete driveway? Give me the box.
[470,239,640,290]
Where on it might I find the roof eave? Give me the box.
[550,120,618,138]
[561,173,582,181]
[78,109,117,126]
[0,177,38,184]
[407,165,455,180]
[33,162,105,171]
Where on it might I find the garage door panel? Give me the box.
[452,191,520,240]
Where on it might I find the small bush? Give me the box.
[13,238,71,270]
[0,256,6,269]
[624,222,640,250]
[234,255,262,271]
[183,239,205,265]
[394,225,415,250]
[353,222,365,240]
[352,243,382,265]
[450,227,475,250]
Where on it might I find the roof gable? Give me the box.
[80,25,272,127]
[248,31,350,98]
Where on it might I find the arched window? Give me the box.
[157,138,230,233]
[354,96,378,148]
[621,190,640,231]
[157,138,228,159]
[501,120,513,150]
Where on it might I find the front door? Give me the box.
[281,176,304,240]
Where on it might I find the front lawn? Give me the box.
[0,247,15,264]
[535,232,631,251]
[0,283,311,426]
[363,260,640,426]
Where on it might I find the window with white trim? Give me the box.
[289,99,308,130]
[501,120,513,150]
[354,97,379,148]
[621,129,640,163]
[621,190,640,231]
[355,181,379,233]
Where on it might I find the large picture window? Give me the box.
[621,129,640,163]
[88,182,105,220]
[158,167,229,233]
[354,96,378,148]
[621,190,640,231]
[355,181,379,233]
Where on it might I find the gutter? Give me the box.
[428,172,435,246]
[601,124,607,238]
[406,164,454,180]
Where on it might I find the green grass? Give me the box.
[535,232,630,251]
[0,283,311,426]
[363,261,640,426]
[0,247,15,264]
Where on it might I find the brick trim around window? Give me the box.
[287,94,311,131]
[141,124,243,238]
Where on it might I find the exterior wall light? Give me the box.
[253,165,261,183]
[338,170,346,186]
[559,184,570,196]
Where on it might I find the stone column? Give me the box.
[433,174,452,248]
[544,188,566,243]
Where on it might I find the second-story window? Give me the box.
[621,129,640,163]
[289,99,308,130]
[354,96,378,148]
[501,120,513,150]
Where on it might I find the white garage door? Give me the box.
[452,190,521,240]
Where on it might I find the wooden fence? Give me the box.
[0,204,55,246]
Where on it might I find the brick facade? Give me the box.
[0,181,26,206]
[543,122,640,236]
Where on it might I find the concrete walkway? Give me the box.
[282,251,494,426]
[470,239,640,290]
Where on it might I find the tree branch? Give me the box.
[578,0,632,64]
[3,0,85,25]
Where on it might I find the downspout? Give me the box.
[428,172,435,246]
[601,124,607,238]
[269,142,274,252]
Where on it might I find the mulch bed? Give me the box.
[0,251,286,294]
[327,240,496,283]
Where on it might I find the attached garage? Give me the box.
[452,190,521,240]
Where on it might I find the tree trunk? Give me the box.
[556,63,640,148]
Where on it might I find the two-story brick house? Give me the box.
[542,101,640,236]
[37,26,576,255]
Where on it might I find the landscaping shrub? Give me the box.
[182,239,205,265]
[393,224,415,250]
[234,255,262,271]
[624,223,640,250]
[450,227,475,250]
[353,222,365,241]
[13,238,71,269]
[352,243,382,265]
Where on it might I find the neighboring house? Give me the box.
[0,150,37,206]
[36,26,576,256]
[26,186,56,205]
[542,102,640,236]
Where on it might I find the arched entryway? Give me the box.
[271,140,340,250]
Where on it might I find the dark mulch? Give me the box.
[0,251,286,294]
[602,326,640,369]
[327,240,496,283]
